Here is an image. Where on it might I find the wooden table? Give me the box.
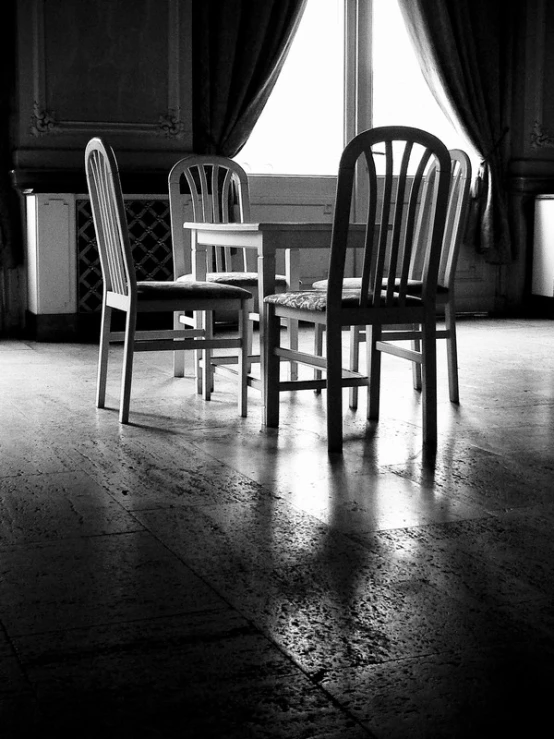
[184,221,365,390]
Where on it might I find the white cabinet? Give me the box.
[532,195,554,296]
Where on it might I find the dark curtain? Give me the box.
[192,0,308,157]
[397,0,516,264]
[0,0,22,271]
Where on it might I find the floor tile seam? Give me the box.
[77,442,274,488]
[0,469,77,483]
[349,515,489,539]
[0,523,149,549]
[352,548,546,603]
[13,627,261,669]
[0,618,40,699]
[401,571,540,613]
[403,538,549,588]
[185,441,286,490]
[120,521,269,615]
[61,462,180,528]
[295,679,380,738]
[386,474,550,510]
[6,605,238,647]
[319,646,475,678]
[0,527,160,553]
[0,468,154,506]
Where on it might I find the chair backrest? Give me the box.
[85,137,136,304]
[408,148,472,289]
[169,155,252,277]
[326,126,451,314]
[438,149,472,289]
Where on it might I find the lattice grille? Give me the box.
[77,198,172,313]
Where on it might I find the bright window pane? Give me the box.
[235,0,344,175]
[372,0,477,159]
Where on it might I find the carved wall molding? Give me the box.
[157,111,187,138]
[530,121,554,150]
[29,105,187,139]
[30,103,58,136]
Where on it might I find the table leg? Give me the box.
[192,236,208,394]
[258,245,276,396]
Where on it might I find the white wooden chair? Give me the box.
[85,138,251,423]
[262,126,451,453]
[312,149,471,406]
[169,155,287,382]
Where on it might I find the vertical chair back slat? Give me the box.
[386,140,412,305]
[357,151,379,309]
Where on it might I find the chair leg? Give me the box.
[173,311,186,377]
[202,311,213,401]
[194,310,203,395]
[367,324,382,420]
[119,311,137,424]
[445,302,459,403]
[238,301,248,417]
[245,298,255,375]
[349,325,362,409]
[412,325,422,391]
[314,323,324,393]
[287,316,299,381]
[263,304,281,428]
[96,302,111,409]
[326,323,343,453]
[421,315,437,446]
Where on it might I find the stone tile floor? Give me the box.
[1,317,554,737]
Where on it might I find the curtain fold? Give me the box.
[397,0,516,264]
[0,0,22,272]
[192,0,308,157]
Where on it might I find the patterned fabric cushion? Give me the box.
[178,272,288,288]
[136,280,252,301]
[312,277,449,294]
[264,290,423,311]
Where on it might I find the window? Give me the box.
[235,0,344,176]
[235,0,476,177]
[372,0,476,157]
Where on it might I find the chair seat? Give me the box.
[137,280,252,301]
[178,272,288,288]
[264,289,423,311]
[312,277,449,294]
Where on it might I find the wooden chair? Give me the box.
[85,138,251,423]
[262,126,451,453]
[168,155,287,381]
[312,149,472,406]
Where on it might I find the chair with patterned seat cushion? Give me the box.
[169,155,287,383]
[262,126,451,453]
[85,138,251,423]
[312,149,471,406]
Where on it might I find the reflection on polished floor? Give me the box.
[1,317,554,738]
